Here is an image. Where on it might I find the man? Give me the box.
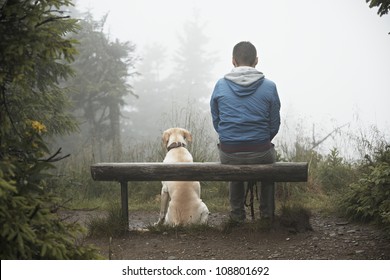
[210,41,281,222]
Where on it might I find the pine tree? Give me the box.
[0,0,101,259]
[67,12,138,161]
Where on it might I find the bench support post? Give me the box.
[120,181,129,228]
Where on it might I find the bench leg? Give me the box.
[120,181,129,228]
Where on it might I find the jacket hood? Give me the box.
[224,66,264,96]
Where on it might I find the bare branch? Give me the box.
[40,147,70,162]
[310,123,349,150]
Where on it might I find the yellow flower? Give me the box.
[30,120,47,134]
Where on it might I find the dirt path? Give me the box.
[69,210,390,260]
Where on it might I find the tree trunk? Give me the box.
[109,102,122,161]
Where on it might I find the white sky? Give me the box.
[75,0,390,144]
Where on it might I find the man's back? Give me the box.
[210,67,280,146]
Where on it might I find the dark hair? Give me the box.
[232,41,257,66]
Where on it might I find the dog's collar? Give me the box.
[167,142,186,151]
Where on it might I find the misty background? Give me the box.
[3,0,390,261]
[69,0,390,160]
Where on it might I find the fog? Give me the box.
[75,0,390,157]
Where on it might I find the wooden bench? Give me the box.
[90,162,308,227]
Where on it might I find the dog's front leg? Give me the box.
[157,182,170,225]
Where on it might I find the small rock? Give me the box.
[168,256,176,260]
[355,250,365,254]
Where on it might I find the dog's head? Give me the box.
[162,127,192,149]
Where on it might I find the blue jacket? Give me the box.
[210,67,281,146]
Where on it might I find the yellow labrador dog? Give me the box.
[157,127,209,226]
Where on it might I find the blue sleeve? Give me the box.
[210,82,220,132]
[269,87,281,140]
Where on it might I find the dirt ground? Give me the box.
[65,209,390,260]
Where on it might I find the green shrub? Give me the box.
[340,145,390,233]
[317,148,358,194]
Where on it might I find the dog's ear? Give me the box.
[182,129,192,142]
[162,129,171,145]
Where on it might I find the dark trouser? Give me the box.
[219,147,276,221]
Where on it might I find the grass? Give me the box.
[86,205,129,238]
[85,202,315,237]
[147,222,215,235]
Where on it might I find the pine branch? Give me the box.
[35,15,70,28]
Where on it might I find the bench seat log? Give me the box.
[91,162,308,183]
